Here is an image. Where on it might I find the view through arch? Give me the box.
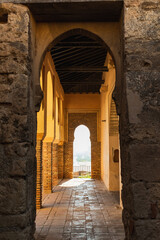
[73,125,91,178]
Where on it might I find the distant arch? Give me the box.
[74,124,90,139]
[73,125,91,178]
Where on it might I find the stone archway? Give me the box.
[35,24,122,100]
[73,125,91,178]
[64,112,101,179]
[1,2,160,240]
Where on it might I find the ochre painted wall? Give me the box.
[64,94,100,110]
[101,53,120,192]
[109,136,120,191]
[37,52,64,143]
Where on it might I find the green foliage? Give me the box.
[76,152,91,162]
[78,173,91,179]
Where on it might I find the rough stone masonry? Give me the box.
[122,0,160,239]
[0,3,36,239]
[0,1,160,240]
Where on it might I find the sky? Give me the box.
[73,125,91,162]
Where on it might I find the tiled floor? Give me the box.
[35,179,125,240]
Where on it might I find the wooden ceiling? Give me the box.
[24,1,123,22]
[50,32,108,93]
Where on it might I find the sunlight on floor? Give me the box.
[59,178,90,188]
[35,179,124,240]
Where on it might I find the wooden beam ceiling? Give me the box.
[50,32,107,93]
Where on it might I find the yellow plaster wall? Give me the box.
[101,88,109,188]
[109,136,120,191]
[64,94,100,110]
[37,70,45,140]
[45,71,54,141]
[37,52,64,144]
[101,53,120,191]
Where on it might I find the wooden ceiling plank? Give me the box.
[56,66,108,72]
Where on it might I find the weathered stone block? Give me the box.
[27,175,36,210]
[123,0,160,238]
[0,144,28,178]
[0,226,35,240]
[0,4,30,43]
[0,84,12,104]
[130,144,160,182]
[0,178,26,215]
[131,182,150,219]
[0,212,30,228]
[134,219,160,240]
[0,3,36,239]
[147,183,160,212]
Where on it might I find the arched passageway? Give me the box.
[73,125,91,178]
[1,3,160,240]
[35,27,123,239]
[36,28,116,203]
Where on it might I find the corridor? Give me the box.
[35,179,124,240]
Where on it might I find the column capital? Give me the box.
[100,84,108,93]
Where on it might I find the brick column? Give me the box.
[64,142,73,179]
[42,142,52,193]
[36,139,42,209]
[91,142,101,179]
[58,144,64,180]
[52,143,58,187]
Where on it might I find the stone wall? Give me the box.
[0,3,36,239]
[1,2,160,240]
[64,113,101,179]
[121,0,160,239]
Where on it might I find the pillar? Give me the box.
[64,142,73,179]
[36,139,42,209]
[100,85,109,185]
[52,143,58,187]
[122,0,160,239]
[58,144,64,180]
[36,68,45,209]
[0,4,36,239]
[91,141,101,179]
[42,141,52,193]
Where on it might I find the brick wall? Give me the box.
[42,142,52,193]
[36,140,42,209]
[64,113,101,179]
[52,143,58,186]
[58,145,64,180]
[42,142,64,191]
